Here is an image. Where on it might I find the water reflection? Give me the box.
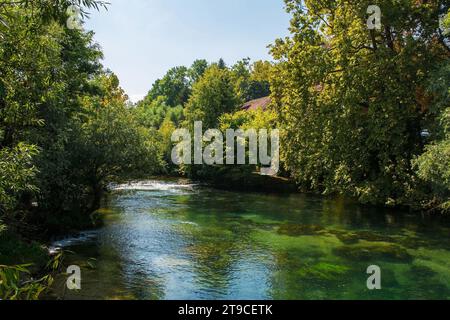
[48,180,450,300]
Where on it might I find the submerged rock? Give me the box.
[333,243,413,263]
[277,224,325,237]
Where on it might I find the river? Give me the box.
[47,179,450,300]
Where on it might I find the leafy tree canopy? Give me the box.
[270,0,449,208]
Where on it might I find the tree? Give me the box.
[0,144,38,214]
[72,95,164,211]
[184,65,238,129]
[0,0,108,35]
[0,1,164,231]
[158,117,177,168]
[414,21,450,212]
[27,24,105,218]
[188,59,209,84]
[217,58,227,69]
[135,96,183,129]
[270,0,449,208]
[415,132,450,212]
[0,0,165,300]
[230,58,271,104]
[146,66,191,107]
[251,60,273,83]
[143,60,212,108]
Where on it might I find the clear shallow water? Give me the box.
[48,180,450,300]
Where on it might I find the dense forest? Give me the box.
[0,0,449,299]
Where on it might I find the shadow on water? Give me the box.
[47,179,450,300]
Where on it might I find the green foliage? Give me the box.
[0,2,164,230]
[146,66,192,107]
[188,59,209,84]
[0,144,38,213]
[0,232,48,267]
[0,248,64,300]
[217,58,226,69]
[133,95,183,173]
[141,59,210,109]
[441,8,450,36]
[0,264,52,300]
[230,58,271,104]
[74,93,165,190]
[220,108,277,132]
[270,0,449,208]
[415,139,450,211]
[184,65,238,128]
[34,72,165,222]
[158,117,177,168]
[137,57,273,179]
[135,96,184,129]
[0,229,55,300]
[0,0,166,300]
[0,0,108,35]
[414,61,450,212]
[179,61,238,176]
[219,108,279,176]
[182,108,278,181]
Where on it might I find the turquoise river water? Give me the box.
[47,180,450,300]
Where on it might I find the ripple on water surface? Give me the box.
[48,180,450,300]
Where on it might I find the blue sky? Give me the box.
[84,0,291,102]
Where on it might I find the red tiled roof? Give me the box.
[241,96,271,111]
